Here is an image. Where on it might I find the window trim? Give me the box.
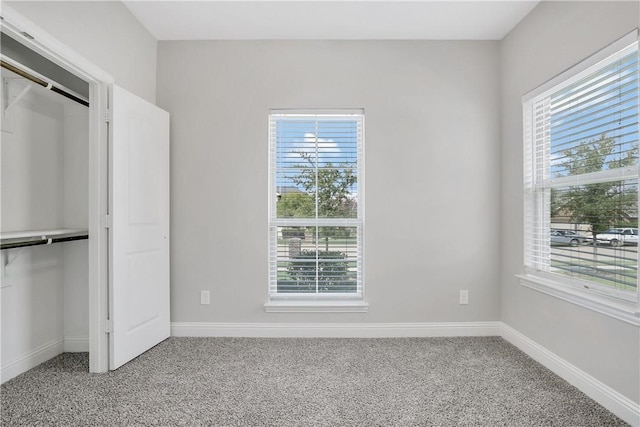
[266,109,366,312]
[517,272,640,326]
[264,300,369,313]
[523,31,638,103]
[520,30,640,322]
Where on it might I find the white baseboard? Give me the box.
[501,323,640,426]
[1,338,63,384]
[63,336,89,352]
[171,321,502,338]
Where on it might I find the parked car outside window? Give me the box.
[550,230,590,247]
[595,228,639,246]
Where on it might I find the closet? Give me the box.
[1,8,170,379]
[1,32,90,382]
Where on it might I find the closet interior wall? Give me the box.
[1,66,89,383]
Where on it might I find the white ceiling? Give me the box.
[122,1,540,41]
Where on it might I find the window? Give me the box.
[267,110,366,311]
[522,31,640,321]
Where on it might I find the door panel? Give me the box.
[109,85,170,370]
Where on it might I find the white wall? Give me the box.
[1,75,88,381]
[1,81,65,375]
[500,1,640,404]
[63,102,89,349]
[1,82,64,231]
[157,40,502,324]
[6,0,158,103]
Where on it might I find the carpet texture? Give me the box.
[1,337,628,426]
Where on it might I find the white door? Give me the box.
[109,85,170,370]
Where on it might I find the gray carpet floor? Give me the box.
[1,336,628,426]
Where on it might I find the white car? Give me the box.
[595,228,638,246]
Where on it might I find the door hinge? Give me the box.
[104,214,112,229]
[105,108,112,123]
[104,319,113,333]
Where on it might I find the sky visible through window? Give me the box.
[549,49,639,178]
[275,117,359,199]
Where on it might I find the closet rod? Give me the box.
[1,233,88,250]
[1,60,89,107]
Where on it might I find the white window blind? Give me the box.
[268,111,364,300]
[523,32,639,302]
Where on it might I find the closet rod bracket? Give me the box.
[2,247,26,277]
[4,82,31,114]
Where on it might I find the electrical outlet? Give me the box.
[459,290,469,305]
[200,290,210,305]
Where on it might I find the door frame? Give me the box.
[1,4,112,372]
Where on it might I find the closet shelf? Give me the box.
[1,228,88,250]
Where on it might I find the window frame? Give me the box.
[265,109,367,312]
[520,30,640,325]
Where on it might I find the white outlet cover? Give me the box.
[200,290,210,305]
[459,290,469,305]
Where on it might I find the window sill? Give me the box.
[264,300,369,313]
[516,273,640,326]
